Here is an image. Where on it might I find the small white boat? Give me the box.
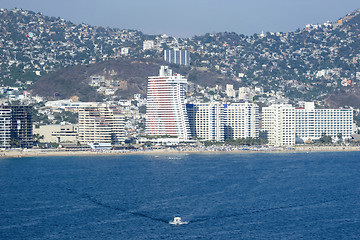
[169,214,188,225]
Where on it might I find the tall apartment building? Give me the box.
[295,102,353,142]
[78,104,125,145]
[0,105,33,148]
[224,102,259,140]
[0,108,11,148]
[262,104,296,146]
[187,102,225,141]
[145,66,191,140]
[164,49,190,66]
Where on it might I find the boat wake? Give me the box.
[66,188,169,224]
[66,187,342,226]
[169,220,189,225]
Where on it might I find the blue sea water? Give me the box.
[0,152,359,239]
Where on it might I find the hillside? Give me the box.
[325,87,360,109]
[30,58,236,100]
[1,8,360,107]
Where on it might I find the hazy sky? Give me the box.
[1,0,359,37]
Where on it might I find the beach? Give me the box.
[1,145,360,158]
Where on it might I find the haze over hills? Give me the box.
[0,8,360,107]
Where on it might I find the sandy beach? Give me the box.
[1,145,360,158]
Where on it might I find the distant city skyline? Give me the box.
[1,0,359,37]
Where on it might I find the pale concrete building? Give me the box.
[295,102,353,143]
[143,40,155,50]
[224,102,259,140]
[226,84,236,98]
[238,87,251,100]
[164,49,190,66]
[78,104,125,145]
[262,104,296,146]
[45,99,95,112]
[33,124,78,143]
[187,102,225,141]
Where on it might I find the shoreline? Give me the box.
[1,145,360,158]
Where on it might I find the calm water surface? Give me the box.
[0,152,359,239]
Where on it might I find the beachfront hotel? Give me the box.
[187,102,225,141]
[262,104,296,146]
[262,102,355,146]
[0,105,34,148]
[186,102,260,142]
[78,104,125,145]
[0,107,11,148]
[224,102,259,140]
[145,66,191,141]
[295,102,353,143]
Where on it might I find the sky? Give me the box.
[1,0,359,38]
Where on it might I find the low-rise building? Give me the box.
[33,124,78,143]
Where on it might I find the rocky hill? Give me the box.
[30,58,236,101]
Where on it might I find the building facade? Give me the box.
[33,124,78,143]
[187,102,225,141]
[164,49,190,66]
[295,102,353,142]
[224,102,259,140]
[262,104,296,146]
[225,84,236,98]
[145,66,191,140]
[0,105,33,148]
[262,102,354,146]
[0,108,11,148]
[78,104,125,145]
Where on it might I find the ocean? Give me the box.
[0,152,359,239]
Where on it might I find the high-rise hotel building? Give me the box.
[224,102,259,139]
[0,107,11,148]
[262,102,354,146]
[0,105,33,148]
[295,102,353,142]
[78,104,125,145]
[186,102,259,141]
[262,104,296,146]
[145,66,191,140]
[187,102,225,141]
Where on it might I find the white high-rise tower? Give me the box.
[145,66,191,140]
